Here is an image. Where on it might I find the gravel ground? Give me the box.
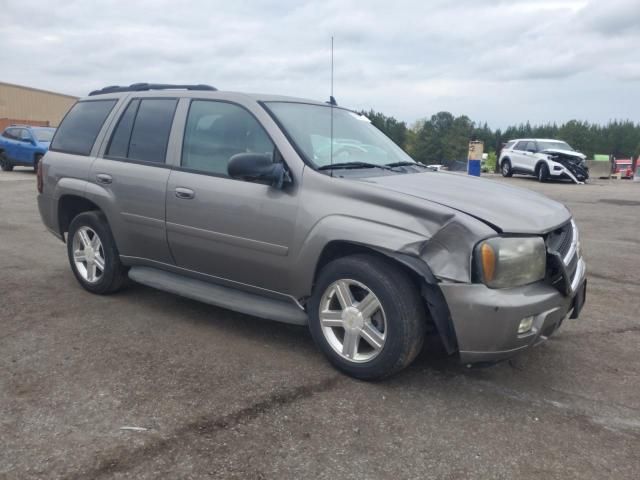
[1,168,639,479]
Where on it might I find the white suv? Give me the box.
[499,139,589,184]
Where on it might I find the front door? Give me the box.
[165,99,299,295]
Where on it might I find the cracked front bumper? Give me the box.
[440,257,587,364]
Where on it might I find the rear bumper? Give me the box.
[440,257,586,364]
[37,193,63,241]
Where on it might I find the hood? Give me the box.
[541,148,586,160]
[358,171,571,234]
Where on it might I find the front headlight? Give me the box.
[474,237,546,288]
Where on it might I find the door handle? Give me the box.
[96,173,113,185]
[175,187,195,199]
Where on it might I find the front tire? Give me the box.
[537,163,549,182]
[67,211,128,294]
[501,159,513,177]
[0,152,13,171]
[308,254,426,380]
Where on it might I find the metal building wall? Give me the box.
[0,81,78,129]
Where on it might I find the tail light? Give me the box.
[36,160,44,193]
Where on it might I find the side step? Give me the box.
[128,266,308,326]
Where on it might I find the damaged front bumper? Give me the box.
[439,256,586,364]
[545,153,590,184]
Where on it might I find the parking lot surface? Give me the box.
[1,168,639,479]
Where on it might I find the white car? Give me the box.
[499,139,589,184]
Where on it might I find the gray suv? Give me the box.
[37,83,587,379]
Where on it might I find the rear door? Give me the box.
[165,99,299,294]
[89,97,178,264]
[16,128,35,163]
[510,141,528,170]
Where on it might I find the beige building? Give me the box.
[0,81,78,131]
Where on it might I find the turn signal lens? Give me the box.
[480,243,496,283]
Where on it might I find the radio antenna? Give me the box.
[330,36,334,175]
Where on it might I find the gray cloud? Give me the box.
[1,0,639,128]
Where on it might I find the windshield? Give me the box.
[265,102,415,168]
[537,141,573,151]
[33,128,56,142]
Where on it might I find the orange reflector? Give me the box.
[481,243,496,282]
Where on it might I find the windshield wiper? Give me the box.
[384,161,428,168]
[318,162,393,171]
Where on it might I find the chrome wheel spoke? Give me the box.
[73,249,86,263]
[90,234,101,250]
[94,254,105,272]
[357,293,380,319]
[335,280,354,309]
[86,262,96,282]
[78,230,92,248]
[342,329,360,358]
[360,322,384,350]
[319,310,344,328]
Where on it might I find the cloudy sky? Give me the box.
[1,0,639,128]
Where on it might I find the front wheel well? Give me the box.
[58,195,102,240]
[313,241,422,292]
[311,240,458,354]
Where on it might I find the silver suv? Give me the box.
[38,83,587,379]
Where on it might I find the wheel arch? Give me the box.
[58,194,103,241]
[311,239,459,355]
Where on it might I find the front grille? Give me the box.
[546,222,573,258]
[545,220,580,295]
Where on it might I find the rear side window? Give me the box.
[106,98,177,164]
[50,100,117,155]
[514,141,527,151]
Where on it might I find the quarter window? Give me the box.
[50,100,117,155]
[181,100,275,176]
[106,98,177,164]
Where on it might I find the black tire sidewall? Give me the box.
[308,255,425,380]
[538,163,549,182]
[67,211,123,294]
[0,153,13,171]
[501,159,512,177]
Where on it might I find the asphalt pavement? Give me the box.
[1,167,639,479]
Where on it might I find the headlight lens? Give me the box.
[475,237,546,288]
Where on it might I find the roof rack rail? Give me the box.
[88,83,217,96]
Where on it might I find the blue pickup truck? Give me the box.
[0,125,56,172]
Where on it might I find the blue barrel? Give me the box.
[467,159,481,176]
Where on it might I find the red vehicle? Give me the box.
[614,159,634,178]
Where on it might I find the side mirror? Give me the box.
[527,148,537,153]
[228,153,291,188]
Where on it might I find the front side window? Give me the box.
[181,100,275,176]
[525,141,537,152]
[106,98,177,163]
[264,102,415,168]
[50,100,117,155]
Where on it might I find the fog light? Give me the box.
[518,316,534,334]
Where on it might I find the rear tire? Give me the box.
[537,163,549,182]
[308,254,426,380]
[501,159,513,177]
[0,152,13,171]
[67,211,128,294]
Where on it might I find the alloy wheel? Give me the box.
[72,226,106,283]
[319,279,387,363]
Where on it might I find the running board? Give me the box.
[128,266,308,326]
